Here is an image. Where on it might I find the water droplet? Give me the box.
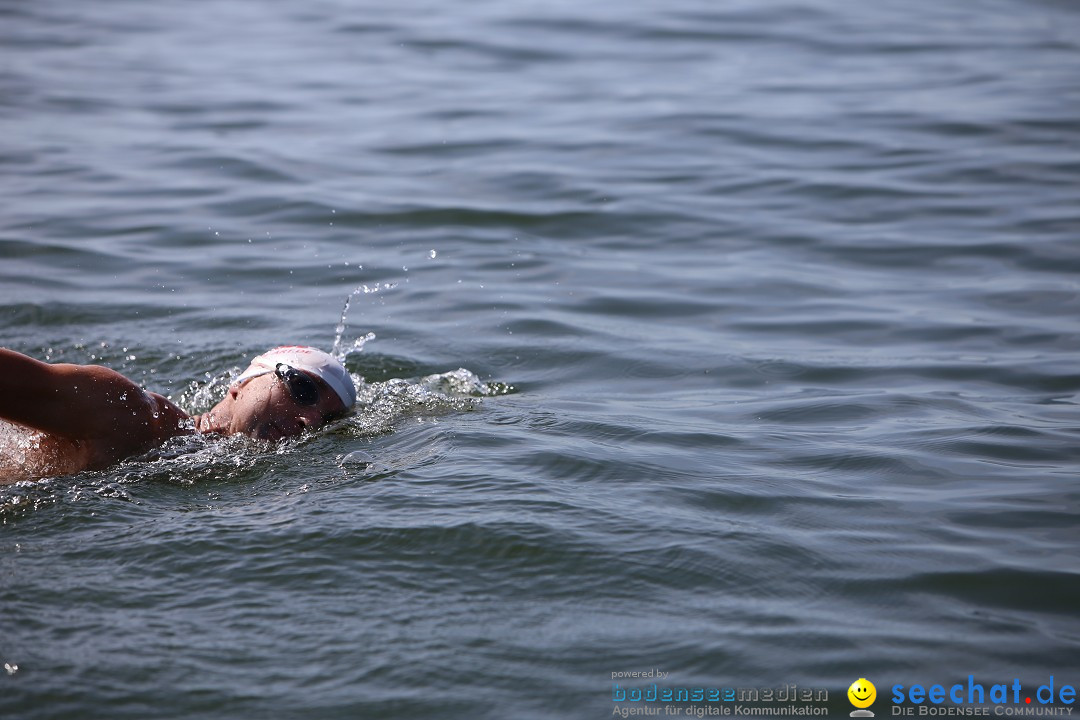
[341,450,374,466]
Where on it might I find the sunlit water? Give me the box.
[2,0,1079,717]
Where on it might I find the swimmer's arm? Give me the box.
[0,348,188,443]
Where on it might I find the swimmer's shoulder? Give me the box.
[0,349,194,476]
[79,387,194,468]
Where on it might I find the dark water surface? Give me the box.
[2,0,1079,717]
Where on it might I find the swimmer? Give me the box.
[0,345,355,482]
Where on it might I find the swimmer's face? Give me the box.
[215,369,347,441]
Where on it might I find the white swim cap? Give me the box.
[234,346,356,409]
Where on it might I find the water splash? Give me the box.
[345,368,513,438]
[0,420,89,485]
[419,368,513,398]
[176,369,237,414]
[332,283,396,361]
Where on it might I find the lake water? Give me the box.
[2,0,1079,717]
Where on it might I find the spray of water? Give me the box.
[332,283,396,361]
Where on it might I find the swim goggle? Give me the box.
[274,363,320,406]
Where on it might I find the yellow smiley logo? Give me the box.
[848,678,877,709]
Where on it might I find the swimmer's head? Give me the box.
[195,346,355,441]
[234,346,356,409]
